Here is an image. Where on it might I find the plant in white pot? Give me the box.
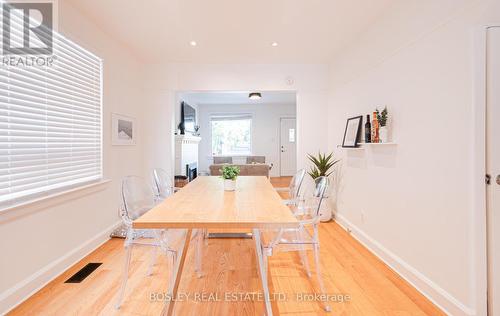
[307,152,339,222]
[376,106,389,143]
[220,165,240,191]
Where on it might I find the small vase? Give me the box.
[319,196,332,222]
[224,179,236,191]
[379,126,389,143]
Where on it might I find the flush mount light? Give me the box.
[190,41,197,46]
[249,92,262,100]
[271,42,278,47]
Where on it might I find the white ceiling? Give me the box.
[67,0,394,64]
[180,91,296,106]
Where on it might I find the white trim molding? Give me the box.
[334,214,475,316]
[0,180,111,216]
[0,220,122,315]
[471,24,500,316]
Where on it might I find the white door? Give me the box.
[280,118,297,176]
[487,26,500,316]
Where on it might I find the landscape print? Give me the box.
[112,113,135,145]
[118,119,133,140]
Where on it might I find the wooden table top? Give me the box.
[133,176,298,229]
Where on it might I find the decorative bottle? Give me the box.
[372,111,379,143]
[365,114,371,143]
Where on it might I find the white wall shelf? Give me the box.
[339,146,365,150]
[359,142,397,146]
[337,142,397,149]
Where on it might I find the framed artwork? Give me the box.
[112,113,136,145]
[342,115,363,148]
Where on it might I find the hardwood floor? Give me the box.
[270,176,292,189]
[9,177,444,316]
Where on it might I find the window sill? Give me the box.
[0,179,111,216]
[211,154,253,158]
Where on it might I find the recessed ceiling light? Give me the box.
[190,41,197,46]
[271,42,278,47]
[249,92,262,100]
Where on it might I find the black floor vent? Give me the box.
[64,263,102,283]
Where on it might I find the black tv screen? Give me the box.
[182,102,196,133]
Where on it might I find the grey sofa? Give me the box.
[210,156,270,177]
[209,163,270,177]
[246,156,265,164]
[213,157,233,164]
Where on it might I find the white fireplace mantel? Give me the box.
[174,135,201,177]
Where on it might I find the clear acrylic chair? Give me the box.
[276,169,306,207]
[152,168,204,277]
[152,168,174,200]
[259,176,332,312]
[214,156,232,164]
[115,176,187,309]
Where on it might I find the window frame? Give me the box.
[0,29,104,212]
[210,113,253,157]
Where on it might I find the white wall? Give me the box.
[327,1,500,315]
[0,2,146,313]
[142,63,330,177]
[196,103,296,176]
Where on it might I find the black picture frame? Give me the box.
[342,115,363,148]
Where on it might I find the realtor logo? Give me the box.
[2,2,53,55]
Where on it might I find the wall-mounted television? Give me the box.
[181,102,196,134]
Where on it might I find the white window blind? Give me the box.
[0,10,102,208]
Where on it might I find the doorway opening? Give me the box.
[175,91,297,179]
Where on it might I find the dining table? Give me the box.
[133,176,299,316]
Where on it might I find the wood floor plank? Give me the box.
[8,177,444,316]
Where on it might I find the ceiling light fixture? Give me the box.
[271,42,278,47]
[249,92,262,100]
[190,41,197,46]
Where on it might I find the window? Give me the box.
[211,115,252,156]
[0,15,102,208]
[289,128,295,142]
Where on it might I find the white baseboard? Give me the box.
[334,214,475,316]
[0,220,122,315]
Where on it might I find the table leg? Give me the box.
[253,228,273,316]
[162,229,192,316]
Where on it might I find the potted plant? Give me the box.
[307,152,339,222]
[376,107,389,143]
[220,165,240,191]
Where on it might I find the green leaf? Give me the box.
[220,165,240,180]
[306,151,339,179]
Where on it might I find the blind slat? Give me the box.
[211,114,253,121]
[2,83,101,110]
[4,73,100,102]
